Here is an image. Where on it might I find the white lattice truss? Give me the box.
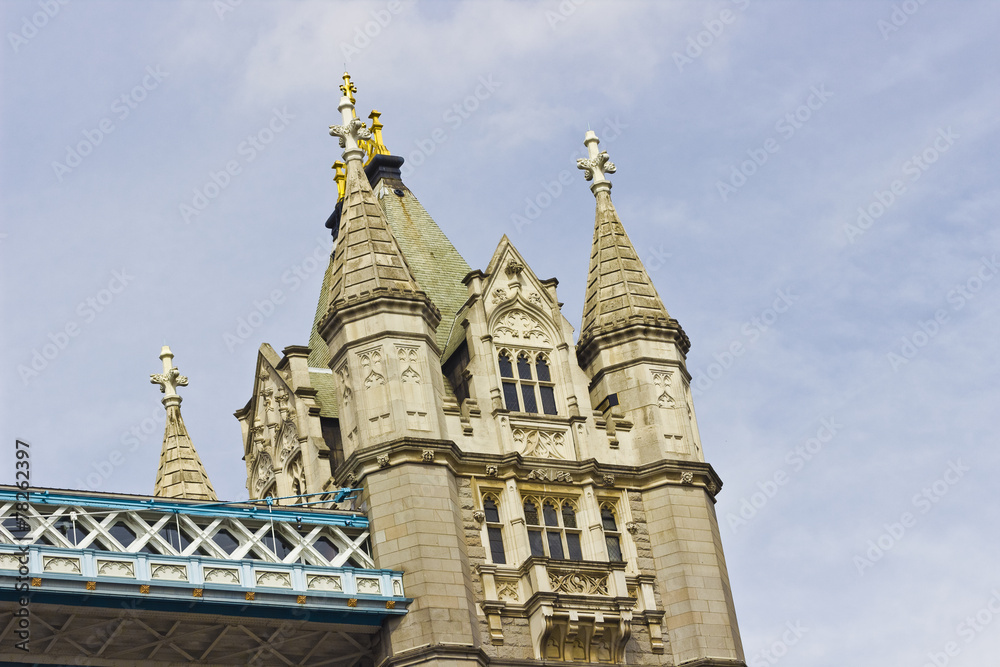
[0,500,373,569]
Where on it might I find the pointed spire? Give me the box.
[150,347,218,501]
[326,74,422,303]
[578,131,671,339]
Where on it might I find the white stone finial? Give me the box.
[150,346,188,404]
[577,130,616,191]
[328,72,372,162]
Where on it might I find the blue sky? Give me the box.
[2,1,998,665]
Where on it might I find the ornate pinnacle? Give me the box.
[340,71,357,105]
[332,160,346,199]
[363,110,391,161]
[577,130,616,191]
[329,72,372,160]
[150,346,188,403]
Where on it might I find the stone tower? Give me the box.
[234,74,747,667]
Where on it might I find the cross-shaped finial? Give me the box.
[340,71,357,105]
[330,73,372,159]
[150,346,188,399]
[577,130,616,189]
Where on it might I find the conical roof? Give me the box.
[327,156,422,303]
[581,187,670,337]
[154,404,218,501]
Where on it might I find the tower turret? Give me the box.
[576,131,703,464]
[150,346,217,501]
[317,73,449,456]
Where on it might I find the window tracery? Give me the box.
[497,349,557,415]
[522,496,582,561]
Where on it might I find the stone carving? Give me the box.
[626,522,638,534]
[357,577,382,594]
[497,579,519,601]
[204,567,240,584]
[492,288,508,304]
[602,474,615,487]
[397,346,421,382]
[151,564,188,581]
[473,510,485,523]
[707,481,718,495]
[359,348,386,389]
[514,428,567,459]
[256,571,292,588]
[528,291,543,306]
[548,570,609,596]
[377,455,390,469]
[505,258,524,276]
[485,465,499,477]
[254,452,275,495]
[345,473,358,487]
[492,310,550,345]
[308,574,343,591]
[336,364,353,406]
[97,560,135,578]
[526,469,572,483]
[392,580,403,596]
[275,390,295,421]
[652,370,675,408]
[278,424,298,463]
[329,117,372,148]
[42,556,81,574]
[577,149,616,182]
[680,471,694,484]
[421,449,434,462]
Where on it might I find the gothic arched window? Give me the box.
[497,350,557,415]
[523,497,582,561]
[600,504,623,563]
[482,495,506,564]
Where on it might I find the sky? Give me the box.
[2,0,998,665]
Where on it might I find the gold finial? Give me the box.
[363,110,391,162]
[332,160,346,200]
[340,72,357,105]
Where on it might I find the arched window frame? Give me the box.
[521,495,583,561]
[286,454,306,501]
[598,501,624,563]
[480,491,507,565]
[496,348,558,416]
